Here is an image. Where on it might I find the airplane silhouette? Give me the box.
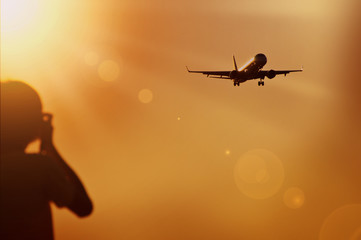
[187,53,302,86]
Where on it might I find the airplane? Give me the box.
[186,53,302,86]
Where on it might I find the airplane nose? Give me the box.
[255,53,267,64]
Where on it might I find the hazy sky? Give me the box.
[1,0,361,239]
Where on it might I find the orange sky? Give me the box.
[1,0,361,239]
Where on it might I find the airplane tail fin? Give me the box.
[233,55,238,71]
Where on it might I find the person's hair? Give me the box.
[1,80,43,148]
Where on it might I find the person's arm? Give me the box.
[40,113,93,217]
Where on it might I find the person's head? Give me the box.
[1,80,43,151]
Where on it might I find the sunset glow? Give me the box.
[1,0,361,239]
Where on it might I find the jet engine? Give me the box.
[229,70,238,79]
[266,70,276,79]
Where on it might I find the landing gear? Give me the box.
[258,77,265,86]
[233,81,240,86]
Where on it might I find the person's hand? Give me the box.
[40,113,54,154]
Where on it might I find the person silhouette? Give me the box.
[0,80,93,240]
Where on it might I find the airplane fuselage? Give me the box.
[230,53,267,83]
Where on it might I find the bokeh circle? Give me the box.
[283,187,305,209]
[320,204,361,240]
[234,149,285,199]
[98,60,120,82]
[138,89,153,104]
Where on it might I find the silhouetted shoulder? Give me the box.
[1,153,75,207]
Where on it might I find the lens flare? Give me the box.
[283,187,305,209]
[98,60,120,82]
[138,89,153,104]
[351,226,361,240]
[320,204,361,240]
[234,149,284,199]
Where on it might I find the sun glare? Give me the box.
[1,0,39,34]
[1,0,64,80]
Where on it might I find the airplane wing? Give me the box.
[258,69,303,78]
[186,66,231,79]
